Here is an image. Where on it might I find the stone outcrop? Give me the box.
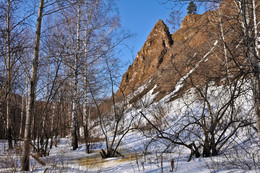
[117,20,173,96]
[117,0,250,103]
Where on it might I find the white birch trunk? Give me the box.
[71,3,81,150]
[252,0,259,56]
[82,7,91,153]
[83,69,89,152]
[251,0,260,140]
[21,0,44,171]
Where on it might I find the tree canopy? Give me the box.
[187,1,197,14]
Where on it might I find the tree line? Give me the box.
[0,0,130,171]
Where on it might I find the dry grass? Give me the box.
[78,151,142,169]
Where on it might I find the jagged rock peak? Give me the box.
[116,19,173,97]
[144,19,173,48]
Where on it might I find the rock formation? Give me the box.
[118,20,173,96]
[117,0,250,103]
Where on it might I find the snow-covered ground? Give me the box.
[1,80,260,172]
[0,135,259,172]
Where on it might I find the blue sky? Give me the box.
[118,0,175,66]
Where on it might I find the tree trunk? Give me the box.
[83,14,90,153]
[83,81,90,153]
[82,59,89,152]
[71,3,81,150]
[253,74,260,140]
[210,132,218,156]
[40,58,50,146]
[6,0,13,150]
[203,136,211,157]
[50,102,55,149]
[250,0,260,141]
[21,0,44,171]
[19,96,24,139]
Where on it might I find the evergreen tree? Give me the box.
[187,1,197,14]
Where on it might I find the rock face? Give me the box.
[118,20,173,96]
[117,0,249,103]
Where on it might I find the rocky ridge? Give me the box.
[116,0,251,103]
[118,19,173,96]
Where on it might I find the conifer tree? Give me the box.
[187,1,197,14]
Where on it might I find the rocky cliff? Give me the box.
[117,0,252,103]
[118,19,173,95]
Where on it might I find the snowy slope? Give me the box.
[0,77,259,172]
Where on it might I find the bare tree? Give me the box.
[80,0,123,153]
[0,0,35,150]
[69,1,81,150]
[21,0,44,170]
[138,0,258,158]
[5,0,12,150]
[166,10,182,32]
[162,0,260,143]
[237,0,260,140]
[141,73,253,160]
[89,58,138,158]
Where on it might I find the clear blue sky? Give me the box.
[118,0,175,66]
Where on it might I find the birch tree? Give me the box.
[69,1,81,150]
[81,0,116,154]
[21,0,44,170]
[0,0,34,150]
